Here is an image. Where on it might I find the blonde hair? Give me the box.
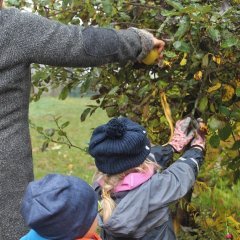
[95,159,160,223]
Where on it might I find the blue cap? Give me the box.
[21,174,98,240]
[89,117,151,174]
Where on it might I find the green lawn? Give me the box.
[30,97,109,183]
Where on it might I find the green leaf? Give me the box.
[37,127,44,133]
[209,135,220,148]
[174,16,190,39]
[58,130,66,136]
[232,140,240,150]
[164,50,177,58]
[210,103,215,113]
[180,5,212,14]
[207,27,221,42]
[219,106,230,117]
[165,0,183,10]
[90,94,101,100]
[163,51,177,58]
[102,0,113,16]
[80,78,91,93]
[54,116,62,122]
[208,116,225,131]
[62,0,70,8]
[59,86,69,100]
[230,109,240,121]
[90,107,97,117]
[32,70,50,81]
[41,141,49,152]
[173,41,190,53]
[167,85,181,97]
[118,95,129,107]
[221,36,239,48]
[106,106,117,117]
[139,85,150,97]
[157,80,168,88]
[119,12,131,21]
[61,121,70,129]
[161,9,180,17]
[149,119,161,128]
[80,108,91,122]
[108,86,119,95]
[201,53,209,68]
[198,96,208,112]
[236,88,240,97]
[218,124,232,141]
[7,0,20,6]
[227,156,240,170]
[221,39,238,48]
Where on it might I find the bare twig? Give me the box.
[156,16,171,37]
[53,117,86,151]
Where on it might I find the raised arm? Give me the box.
[3,8,163,67]
[148,147,204,208]
[148,144,174,168]
[149,126,206,207]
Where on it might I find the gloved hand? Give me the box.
[169,117,195,152]
[191,118,206,151]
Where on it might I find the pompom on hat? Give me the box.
[89,117,151,174]
[20,174,98,240]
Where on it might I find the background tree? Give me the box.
[7,0,240,238]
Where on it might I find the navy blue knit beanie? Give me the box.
[20,174,98,240]
[89,117,151,174]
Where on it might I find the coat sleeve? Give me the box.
[148,148,204,207]
[148,144,174,168]
[9,9,153,67]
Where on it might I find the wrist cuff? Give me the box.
[129,28,154,61]
[191,145,205,153]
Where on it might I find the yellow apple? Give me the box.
[142,48,159,65]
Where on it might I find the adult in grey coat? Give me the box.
[0,2,165,239]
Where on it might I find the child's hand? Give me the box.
[191,118,207,151]
[169,117,195,153]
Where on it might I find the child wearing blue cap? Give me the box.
[20,174,101,240]
[89,117,206,240]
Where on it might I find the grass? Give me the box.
[30,97,109,183]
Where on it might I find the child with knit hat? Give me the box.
[20,174,102,240]
[89,117,206,240]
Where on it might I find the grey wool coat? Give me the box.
[0,8,153,240]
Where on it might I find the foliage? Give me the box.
[7,0,240,238]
